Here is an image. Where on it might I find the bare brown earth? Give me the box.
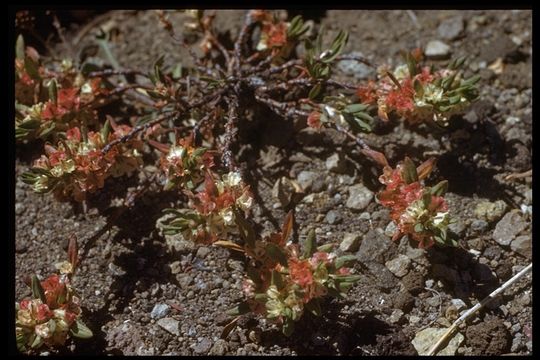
[15,9,532,355]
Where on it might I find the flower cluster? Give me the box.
[15,35,107,142]
[377,157,454,248]
[230,213,359,336]
[253,11,309,60]
[161,171,253,243]
[356,50,479,126]
[21,121,143,201]
[16,237,92,353]
[153,135,215,191]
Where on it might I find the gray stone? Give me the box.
[511,333,523,352]
[336,51,374,80]
[196,246,211,259]
[474,200,508,222]
[437,16,465,40]
[356,229,395,264]
[325,210,342,225]
[169,261,183,275]
[15,203,25,216]
[346,184,373,211]
[208,339,229,355]
[385,255,411,278]
[325,153,346,173]
[448,218,466,236]
[150,303,170,319]
[339,232,362,253]
[176,273,194,288]
[483,245,501,260]
[510,235,531,259]
[193,337,212,354]
[412,327,464,355]
[157,317,180,336]
[389,309,404,324]
[296,170,318,192]
[425,40,451,60]
[470,219,488,233]
[493,210,528,246]
[384,221,398,237]
[450,298,467,312]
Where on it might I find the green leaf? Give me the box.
[266,243,288,266]
[332,274,361,283]
[430,180,448,196]
[321,30,348,63]
[402,157,418,184]
[226,302,251,316]
[70,319,93,339]
[308,83,322,100]
[354,111,374,123]
[37,122,56,139]
[344,103,370,114]
[413,79,424,97]
[18,118,41,129]
[48,79,58,105]
[282,317,295,337]
[100,118,111,142]
[422,192,432,208]
[461,74,481,87]
[303,228,316,258]
[254,293,268,303]
[153,54,165,83]
[338,281,354,293]
[414,223,424,233]
[234,209,256,249]
[172,63,183,79]
[335,255,357,269]
[192,147,207,158]
[24,57,41,81]
[317,243,334,253]
[30,335,43,349]
[404,50,418,76]
[31,275,46,303]
[16,34,25,60]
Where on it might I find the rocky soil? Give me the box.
[15,9,532,355]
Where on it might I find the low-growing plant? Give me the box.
[224,212,359,336]
[15,236,92,353]
[15,9,482,345]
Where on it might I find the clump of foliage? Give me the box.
[15,9,481,343]
[356,49,480,126]
[375,156,454,248]
[16,237,92,353]
[21,121,143,201]
[226,212,359,336]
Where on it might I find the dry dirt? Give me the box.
[14,9,532,355]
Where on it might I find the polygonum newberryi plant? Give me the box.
[15,9,484,345]
[15,35,112,142]
[376,156,454,248]
[151,134,215,191]
[221,212,359,336]
[356,49,480,126]
[21,120,143,201]
[160,171,253,244]
[16,236,92,353]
